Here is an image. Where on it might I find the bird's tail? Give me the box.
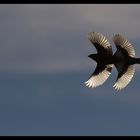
[134,58,140,64]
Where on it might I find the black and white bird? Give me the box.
[85,32,140,90]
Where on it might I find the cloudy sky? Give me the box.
[1,4,140,136]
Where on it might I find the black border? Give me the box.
[0,1,140,4]
[0,2,140,138]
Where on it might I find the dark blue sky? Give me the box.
[1,4,140,136]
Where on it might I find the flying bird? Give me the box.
[85,32,140,90]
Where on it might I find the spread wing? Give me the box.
[85,64,113,88]
[113,34,135,57]
[113,34,135,90]
[113,65,135,90]
[87,32,113,56]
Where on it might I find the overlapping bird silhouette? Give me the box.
[85,32,140,90]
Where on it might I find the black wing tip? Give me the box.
[113,34,127,41]
[86,32,103,38]
[86,32,96,39]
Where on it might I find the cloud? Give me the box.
[0,4,140,74]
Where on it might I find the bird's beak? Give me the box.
[88,54,92,58]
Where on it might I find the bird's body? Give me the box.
[89,52,140,66]
[89,53,115,65]
[85,32,140,90]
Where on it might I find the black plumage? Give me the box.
[85,32,140,90]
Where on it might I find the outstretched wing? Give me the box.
[113,65,135,90]
[85,64,113,88]
[113,34,135,57]
[113,34,135,90]
[87,32,113,55]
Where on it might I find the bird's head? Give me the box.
[88,54,98,61]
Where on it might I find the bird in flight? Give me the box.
[85,32,140,90]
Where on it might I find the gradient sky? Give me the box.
[1,4,140,136]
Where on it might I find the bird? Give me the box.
[85,32,140,90]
